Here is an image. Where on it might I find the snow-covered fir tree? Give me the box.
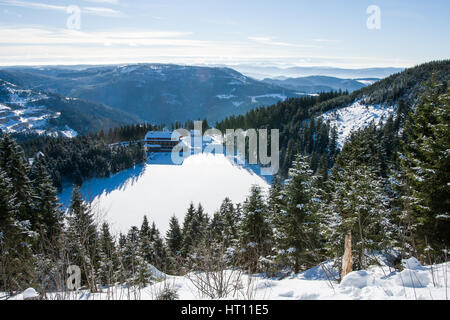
[66,186,99,292]
[400,79,450,256]
[276,155,323,273]
[239,185,273,272]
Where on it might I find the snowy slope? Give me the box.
[0,80,78,137]
[320,100,394,148]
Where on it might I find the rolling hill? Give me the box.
[0,79,139,136]
[0,64,301,124]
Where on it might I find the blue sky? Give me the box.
[0,0,448,67]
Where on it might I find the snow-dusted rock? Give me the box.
[340,270,376,289]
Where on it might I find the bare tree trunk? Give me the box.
[357,211,365,269]
[341,231,353,280]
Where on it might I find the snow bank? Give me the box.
[402,257,426,271]
[395,269,430,288]
[340,271,376,289]
[300,260,339,281]
[22,288,39,299]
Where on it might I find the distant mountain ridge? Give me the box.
[262,75,369,93]
[0,64,302,125]
[209,64,404,80]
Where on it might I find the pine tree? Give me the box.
[209,211,225,242]
[139,215,153,263]
[239,185,272,272]
[323,162,394,270]
[0,168,35,293]
[181,203,208,259]
[116,233,128,284]
[31,154,63,241]
[181,203,196,258]
[66,186,99,292]
[209,198,239,247]
[97,222,118,287]
[276,155,323,273]
[152,223,168,271]
[166,215,182,256]
[0,134,35,227]
[122,226,139,285]
[219,198,239,247]
[400,80,450,256]
[136,221,153,287]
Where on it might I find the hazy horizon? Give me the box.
[1,1,448,68]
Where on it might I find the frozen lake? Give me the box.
[58,151,270,235]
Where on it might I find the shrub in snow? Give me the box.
[156,286,179,300]
[23,288,39,300]
[258,256,278,277]
[395,269,430,288]
[340,270,376,289]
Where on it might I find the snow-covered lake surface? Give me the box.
[58,150,270,235]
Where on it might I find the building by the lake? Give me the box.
[144,131,181,152]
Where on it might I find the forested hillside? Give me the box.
[0,79,139,135]
[217,60,450,176]
[11,124,160,191]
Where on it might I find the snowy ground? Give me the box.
[321,100,395,148]
[157,258,449,300]
[6,257,449,300]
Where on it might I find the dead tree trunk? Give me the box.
[341,231,353,280]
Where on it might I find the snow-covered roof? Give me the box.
[145,131,180,140]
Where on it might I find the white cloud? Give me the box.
[313,39,340,43]
[83,6,122,17]
[0,0,66,12]
[248,36,317,48]
[0,27,416,68]
[84,0,120,4]
[0,28,196,46]
[0,0,123,17]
